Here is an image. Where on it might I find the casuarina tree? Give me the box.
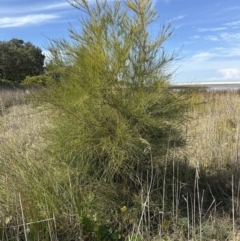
[37,0,190,238]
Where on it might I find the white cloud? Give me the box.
[224,20,240,26]
[198,27,227,32]
[39,2,69,11]
[210,46,240,58]
[172,15,187,21]
[220,32,240,42]
[190,35,200,40]
[176,45,240,81]
[191,52,216,61]
[0,14,59,28]
[204,35,219,41]
[0,2,70,16]
[218,68,240,79]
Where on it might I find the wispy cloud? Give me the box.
[224,20,240,27]
[198,27,227,32]
[220,32,240,42]
[0,14,59,28]
[218,68,240,79]
[0,2,70,16]
[224,6,240,12]
[204,35,219,41]
[39,2,69,11]
[191,52,216,61]
[172,15,187,22]
[190,35,200,40]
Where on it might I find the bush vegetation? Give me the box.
[22,75,55,87]
[1,0,240,240]
[0,39,45,84]
[2,87,240,240]
[33,0,189,239]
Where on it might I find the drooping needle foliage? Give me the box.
[38,0,190,237]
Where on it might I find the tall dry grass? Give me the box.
[0,89,54,241]
[187,89,240,170]
[181,89,240,240]
[0,87,28,116]
[1,88,240,240]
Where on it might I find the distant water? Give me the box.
[209,85,240,90]
[171,82,240,90]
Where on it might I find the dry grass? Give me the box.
[187,90,240,170]
[0,87,28,116]
[0,86,49,156]
[0,89,53,240]
[181,89,240,240]
[1,88,240,240]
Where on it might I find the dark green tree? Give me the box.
[0,38,45,83]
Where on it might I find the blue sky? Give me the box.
[1,0,240,83]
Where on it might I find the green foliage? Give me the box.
[43,0,188,170]
[22,61,72,87]
[23,75,55,87]
[0,78,15,87]
[36,0,190,238]
[0,38,45,83]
